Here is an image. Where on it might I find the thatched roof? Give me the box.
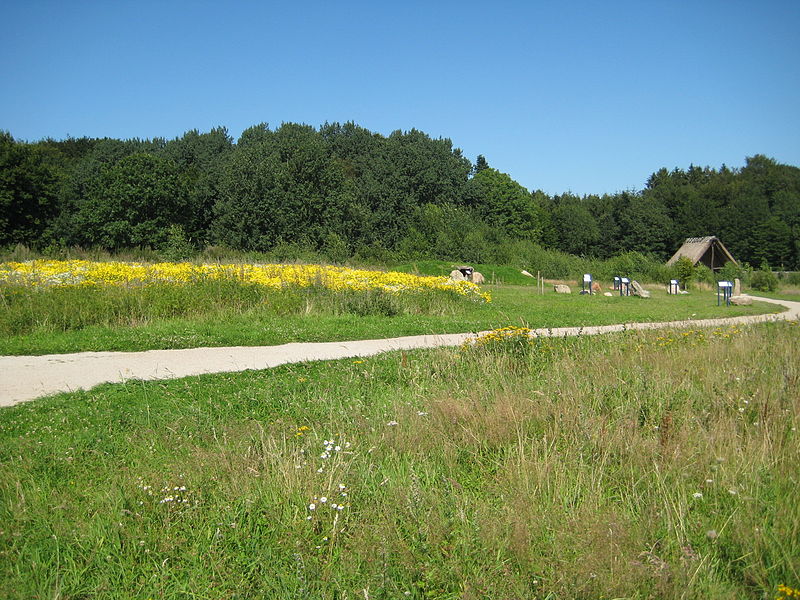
[666,236,737,270]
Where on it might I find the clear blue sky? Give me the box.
[2,0,799,196]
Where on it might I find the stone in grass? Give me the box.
[631,280,651,298]
[730,295,752,306]
[554,284,571,294]
[604,292,613,297]
[449,270,465,281]
[733,278,741,296]
[472,271,485,284]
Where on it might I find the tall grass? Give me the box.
[0,282,780,356]
[1,321,797,598]
[0,279,469,337]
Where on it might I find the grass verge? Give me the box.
[0,284,782,355]
[0,321,798,598]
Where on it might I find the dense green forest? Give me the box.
[2,123,799,269]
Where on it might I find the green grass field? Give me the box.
[1,321,798,598]
[1,263,798,598]
[0,282,782,355]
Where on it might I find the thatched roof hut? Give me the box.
[666,236,737,271]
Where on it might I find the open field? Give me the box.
[1,321,798,598]
[0,259,782,355]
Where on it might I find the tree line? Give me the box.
[1,122,799,268]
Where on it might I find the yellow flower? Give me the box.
[0,260,491,303]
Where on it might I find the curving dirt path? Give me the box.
[1,296,798,407]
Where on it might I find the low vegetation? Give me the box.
[1,320,798,598]
[0,259,781,355]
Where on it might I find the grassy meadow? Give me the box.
[0,259,782,355]
[1,258,798,598]
[1,321,798,598]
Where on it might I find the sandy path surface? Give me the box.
[2,296,798,407]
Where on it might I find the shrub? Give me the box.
[694,264,716,286]
[161,225,195,262]
[672,256,696,288]
[751,262,779,292]
[717,261,751,285]
[322,232,350,264]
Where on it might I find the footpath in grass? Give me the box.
[0,285,782,355]
[745,288,800,302]
[0,321,797,598]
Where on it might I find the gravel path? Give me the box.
[1,295,798,407]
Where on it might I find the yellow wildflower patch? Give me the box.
[460,326,552,358]
[467,326,535,348]
[0,260,491,303]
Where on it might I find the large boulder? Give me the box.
[472,271,485,284]
[449,270,465,281]
[733,278,741,296]
[730,295,752,306]
[591,281,601,293]
[554,284,571,294]
[631,280,651,298]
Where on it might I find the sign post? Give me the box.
[717,281,732,306]
[613,276,621,291]
[620,277,630,297]
[668,279,679,295]
[582,273,593,295]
